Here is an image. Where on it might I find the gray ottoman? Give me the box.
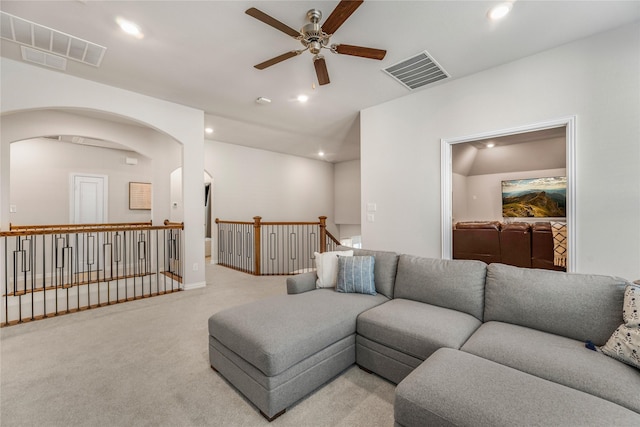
[395,348,640,427]
[208,289,388,420]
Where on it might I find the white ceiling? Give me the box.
[452,127,567,176]
[1,1,639,162]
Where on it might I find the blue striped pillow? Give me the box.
[336,256,376,295]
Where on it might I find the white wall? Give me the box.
[457,168,566,222]
[334,160,361,225]
[452,173,468,223]
[204,140,335,261]
[361,23,640,280]
[10,138,153,225]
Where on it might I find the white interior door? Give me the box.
[71,174,108,224]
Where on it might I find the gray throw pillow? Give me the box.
[336,256,376,295]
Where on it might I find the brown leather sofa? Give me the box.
[453,221,565,271]
[452,221,501,264]
[531,222,566,271]
[500,222,532,268]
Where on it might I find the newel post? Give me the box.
[253,216,262,275]
[319,216,327,253]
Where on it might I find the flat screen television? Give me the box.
[501,176,566,218]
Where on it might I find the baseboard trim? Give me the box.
[182,281,206,291]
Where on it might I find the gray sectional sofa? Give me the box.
[208,247,640,426]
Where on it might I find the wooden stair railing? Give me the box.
[215,216,341,275]
[1,220,184,327]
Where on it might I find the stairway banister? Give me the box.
[216,216,340,275]
[1,221,182,237]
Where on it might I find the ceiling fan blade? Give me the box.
[334,44,386,60]
[254,51,300,70]
[322,0,364,35]
[245,7,300,38]
[314,56,330,85]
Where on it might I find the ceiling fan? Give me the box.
[246,0,386,86]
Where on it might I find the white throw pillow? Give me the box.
[600,285,640,369]
[314,250,353,288]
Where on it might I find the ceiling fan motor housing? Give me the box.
[302,9,329,54]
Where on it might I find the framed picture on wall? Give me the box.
[501,176,566,217]
[129,182,151,210]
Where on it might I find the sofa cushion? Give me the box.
[600,284,640,369]
[337,246,399,299]
[484,263,629,344]
[314,250,353,288]
[208,289,388,376]
[461,321,640,414]
[356,335,423,384]
[395,348,640,427]
[393,255,486,321]
[286,271,317,294]
[357,298,481,361]
[336,255,376,295]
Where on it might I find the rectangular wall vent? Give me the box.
[21,45,67,70]
[383,50,449,90]
[1,11,106,67]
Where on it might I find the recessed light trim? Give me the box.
[205,127,214,134]
[488,3,512,21]
[486,142,495,148]
[318,151,325,157]
[117,17,144,39]
[297,94,309,103]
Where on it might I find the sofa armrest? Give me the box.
[286,272,317,294]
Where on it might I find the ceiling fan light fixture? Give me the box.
[309,41,323,55]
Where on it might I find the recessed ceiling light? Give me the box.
[205,127,214,134]
[256,97,271,105]
[297,94,309,103]
[318,151,325,157]
[117,17,144,39]
[488,3,512,21]
[486,142,496,148]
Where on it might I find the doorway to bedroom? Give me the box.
[441,117,576,272]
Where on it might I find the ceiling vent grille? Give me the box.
[1,11,106,67]
[383,50,449,90]
[21,46,67,70]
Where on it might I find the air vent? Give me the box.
[21,46,67,70]
[383,51,449,90]
[1,11,106,67]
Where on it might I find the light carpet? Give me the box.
[0,264,395,426]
